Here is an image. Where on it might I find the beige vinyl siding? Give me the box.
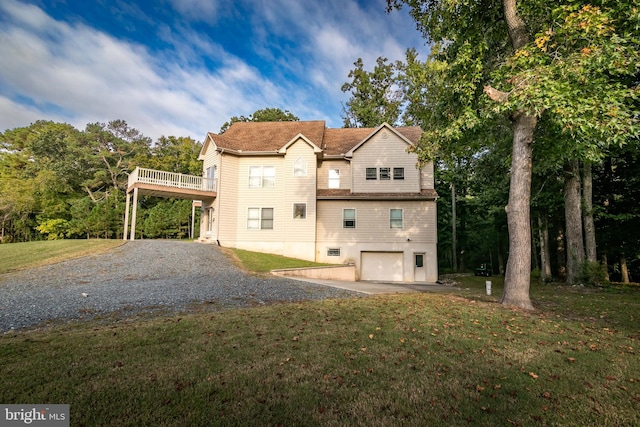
[316,200,437,245]
[317,160,351,190]
[420,161,435,189]
[351,131,420,193]
[216,154,239,243]
[282,139,317,260]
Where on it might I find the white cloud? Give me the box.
[0,0,430,141]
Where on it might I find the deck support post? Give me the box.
[123,191,131,240]
[191,202,196,239]
[130,187,138,241]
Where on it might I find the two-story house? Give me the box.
[195,121,438,282]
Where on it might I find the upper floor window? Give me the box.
[366,168,377,180]
[343,209,356,228]
[379,168,391,180]
[249,166,275,188]
[294,158,307,177]
[293,203,306,219]
[247,207,274,229]
[393,167,404,180]
[329,169,340,189]
[390,209,403,229]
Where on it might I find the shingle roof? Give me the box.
[207,121,422,155]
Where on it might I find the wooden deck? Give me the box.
[124,167,216,240]
[126,167,216,200]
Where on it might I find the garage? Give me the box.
[360,252,404,282]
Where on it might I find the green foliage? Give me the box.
[0,119,200,242]
[219,107,299,133]
[580,261,609,286]
[341,57,403,127]
[35,218,70,240]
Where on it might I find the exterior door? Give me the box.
[414,253,426,282]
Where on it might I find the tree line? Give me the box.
[338,0,639,306]
[0,120,203,242]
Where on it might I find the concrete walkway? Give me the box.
[283,277,458,295]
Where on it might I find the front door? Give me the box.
[414,253,426,282]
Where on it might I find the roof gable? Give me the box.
[202,121,422,158]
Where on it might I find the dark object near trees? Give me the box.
[475,264,492,277]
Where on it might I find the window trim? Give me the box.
[327,248,341,257]
[379,167,391,180]
[293,157,307,177]
[390,208,403,229]
[393,167,404,180]
[293,203,306,219]
[328,168,340,189]
[247,207,274,230]
[343,208,356,229]
[248,166,276,188]
[366,167,377,180]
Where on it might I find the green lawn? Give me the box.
[0,239,124,274]
[230,247,335,272]
[1,268,638,426]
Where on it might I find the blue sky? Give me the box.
[0,0,429,141]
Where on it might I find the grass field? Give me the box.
[0,239,124,274]
[1,241,639,426]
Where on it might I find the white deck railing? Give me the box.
[128,167,216,192]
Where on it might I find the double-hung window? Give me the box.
[379,167,391,180]
[390,209,403,229]
[249,166,275,188]
[366,168,377,180]
[343,209,356,228]
[247,208,274,230]
[328,169,340,188]
[393,167,404,180]
[294,158,307,177]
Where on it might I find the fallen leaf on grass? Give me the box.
[529,372,539,379]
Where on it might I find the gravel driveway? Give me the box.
[0,240,361,332]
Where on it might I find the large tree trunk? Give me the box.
[501,113,536,309]
[582,162,597,262]
[620,254,630,284]
[538,213,552,282]
[486,0,535,309]
[564,159,585,284]
[451,182,458,273]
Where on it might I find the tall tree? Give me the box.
[389,0,639,308]
[341,57,403,128]
[219,108,299,133]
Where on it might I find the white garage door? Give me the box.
[361,252,403,282]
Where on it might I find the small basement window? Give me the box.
[327,248,341,256]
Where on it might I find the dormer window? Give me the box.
[294,157,307,177]
[329,169,340,189]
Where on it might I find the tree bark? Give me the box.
[620,254,630,283]
[601,253,610,282]
[582,162,597,262]
[556,226,567,281]
[451,182,458,273]
[500,113,536,309]
[538,213,552,282]
[564,159,585,284]
[495,0,535,309]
